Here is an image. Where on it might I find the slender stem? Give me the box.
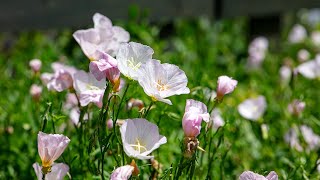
[143,101,154,118]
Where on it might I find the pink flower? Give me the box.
[41,73,54,86]
[284,128,303,152]
[69,107,91,126]
[46,62,77,92]
[238,96,267,121]
[73,13,129,59]
[288,24,307,43]
[73,70,106,107]
[216,75,237,100]
[239,171,278,180]
[30,84,42,101]
[210,109,224,130]
[37,132,70,169]
[182,99,210,137]
[297,49,310,62]
[300,125,320,151]
[64,93,78,110]
[33,162,69,180]
[248,37,268,68]
[279,65,292,84]
[29,59,42,72]
[107,119,113,130]
[110,165,134,180]
[288,99,306,116]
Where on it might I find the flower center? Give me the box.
[129,138,148,153]
[155,79,169,91]
[86,84,101,91]
[127,57,141,71]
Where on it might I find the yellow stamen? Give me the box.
[129,138,148,153]
[155,79,169,91]
[127,57,141,71]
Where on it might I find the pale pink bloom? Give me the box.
[248,37,268,68]
[126,98,144,110]
[288,99,306,116]
[300,125,320,151]
[117,42,154,80]
[216,75,237,100]
[37,132,70,168]
[30,84,43,101]
[182,99,210,137]
[239,171,278,180]
[279,65,292,83]
[69,107,90,126]
[288,24,307,43]
[296,55,320,79]
[311,31,320,46]
[110,165,134,180]
[33,162,69,180]
[210,108,224,129]
[29,59,42,72]
[73,13,129,59]
[73,70,106,107]
[284,128,303,152]
[47,62,77,92]
[41,73,54,86]
[120,118,167,160]
[138,59,190,105]
[297,49,310,62]
[64,93,78,110]
[238,96,267,121]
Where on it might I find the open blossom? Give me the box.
[311,31,320,46]
[29,59,42,72]
[120,118,167,160]
[288,24,307,43]
[300,125,320,151]
[46,62,77,92]
[138,59,190,105]
[288,99,306,116]
[284,128,303,152]
[239,171,278,180]
[216,75,237,100]
[296,55,320,79]
[33,162,69,180]
[248,37,268,68]
[117,42,154,80]
[110,165,134,180]
[210,108,225,130]
[37,132,70,169]
[73,70,106,107]
[73,13,129,59]
[182,99,210,137]
[30,84,42,101]
[238,96,267,121]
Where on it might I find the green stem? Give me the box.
[143,101,154,118]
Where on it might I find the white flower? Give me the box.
[300,125,320,151]
[210,108,225,129]
[120,118,167,160]
[238,96,267,121]
[33,162,69,180]
[138,59,190,105]
[69,107,91,126]
[284,128,303,152]
[29,59,42,72]
[279,65,292,83]
[297,49,310,62]
[239,171,278,180]
[248,37,268,68]
[37,132,70,168]
[110,165,134,180]
[288,24,307,43]
[73,13,129,59]
[73,70,106,107]
[296,55,320,79]
[311,31,320,46]
[117,42,154,80]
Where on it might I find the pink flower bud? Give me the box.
[30,84,42,101]
[107,119,113,130]
[37,132,70,169]
[111,165,134,180]
[182,99,209,137]
[29,59,42,72]
[126,98,144,110]
[216,75,237,101]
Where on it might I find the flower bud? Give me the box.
[29,59,42,72]
[30,84,43,101]
[216,75,237,101]
[288,99,306,117]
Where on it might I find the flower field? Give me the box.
[0,9,320,179]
